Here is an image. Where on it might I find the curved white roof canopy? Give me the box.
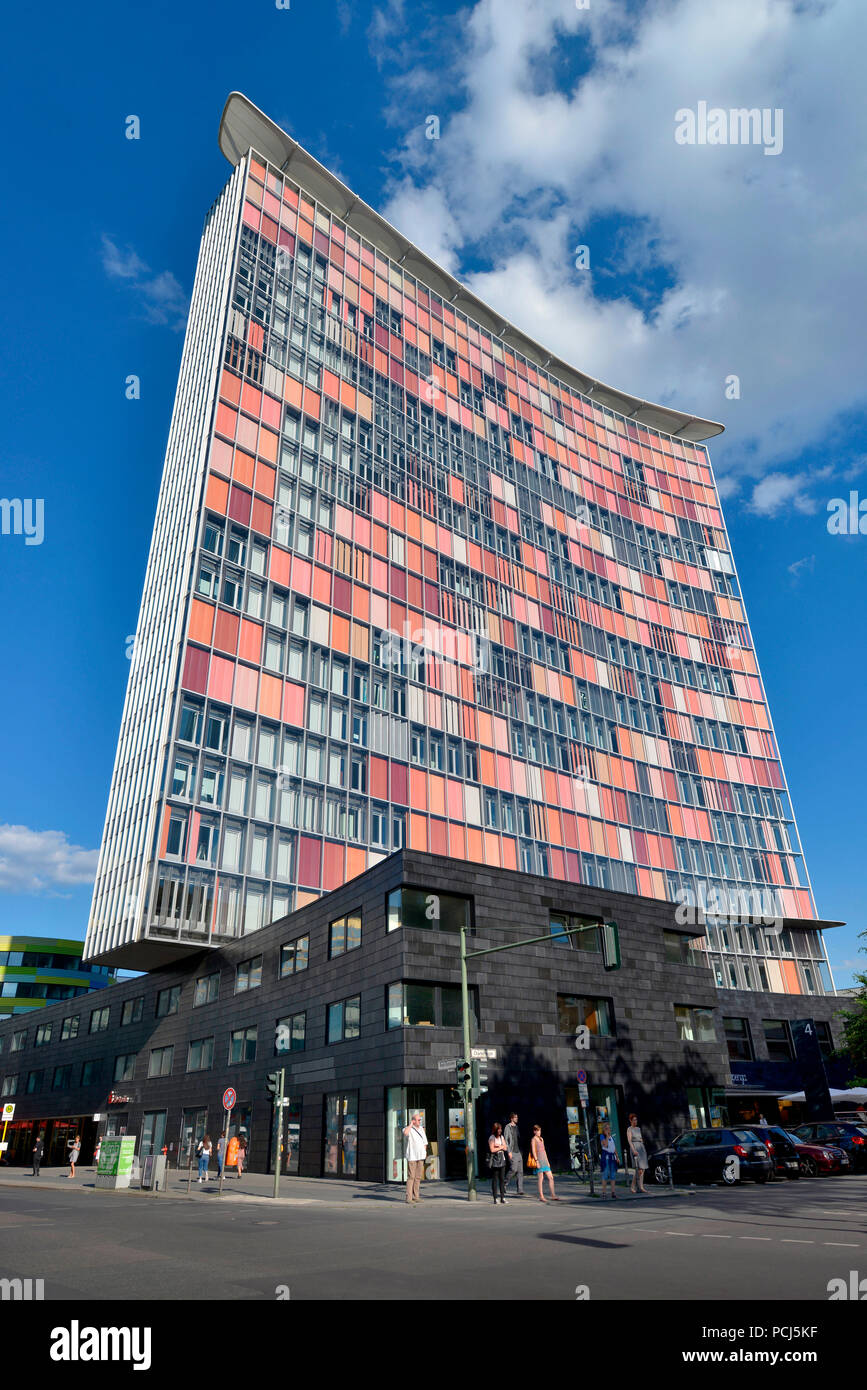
[219,92,724,444]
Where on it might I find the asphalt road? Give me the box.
[1,1173,865,1301]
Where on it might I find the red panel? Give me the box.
[182,644,209,694]
[297,836,322,889]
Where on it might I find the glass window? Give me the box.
[228,1027,257,1064]
[329,911,362,959]
[11,1030,27,1053]
[26,1070,43,1094]
[386,887,471,934]
[193,973,220,1007]
[148,1046,174,1078]
[61,1016,79,1041]
[556,995,613,1036]
[327,996,361,1043]
[279,936,309,977]
[235,956,263,993]
[89,1006,110,1034]
[80,1060,100,1085]
[35,1022,52,1046]
[763,1018,794,1061]
[723,1016,753,1061]
[155,986,181,1018]
[114,1053,137,1083]
[52,1065,72,1090]
[121,996,144,1026]
[674,1005,716,1043]
[186,1037,215,1072]
[550,913,602,952]
[276,1013,306,1054]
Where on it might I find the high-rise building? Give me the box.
[84,93,836,1006]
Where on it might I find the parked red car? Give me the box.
[785,1131,850,1178]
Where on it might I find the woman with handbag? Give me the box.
[487,1122,509,1205]
[530,1124,560,1202]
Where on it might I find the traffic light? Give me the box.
[471,1059,489,1095]
[266,1069,284,1099]
[456,1058,471,1090]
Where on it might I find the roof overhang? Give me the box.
[219,92,725,445]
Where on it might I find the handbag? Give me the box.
[527,1153,538,1170]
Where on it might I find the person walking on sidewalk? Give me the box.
[236,1132,247,1179]
[503,1112,524,1196]
[599,1123,619,1199]
[530,1124,559,1203]
[67,1135,81,1179]
[32,1134,44,1177]
[402,1112,428,1204]
[488,1122,509,1205]
[197,1134,212,1182]
[626,1114,648,1194]
[216,1131,227,1180]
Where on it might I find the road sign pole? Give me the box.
[218,1109,230,1197]
[460,926,477,1202]
[581,1102,595,1197]
[273,1069,284,1200]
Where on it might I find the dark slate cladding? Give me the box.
[0,852,848,1182]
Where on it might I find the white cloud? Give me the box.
[787,554,815,578]
[0,825,99,896]
[374,0,867,509]
[101,235,188,332]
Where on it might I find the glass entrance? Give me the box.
[140,1111,167,1157]
[284,1099,301,1174]
[323,1092,358,1177]
[179,1109,208,1167]
[385,1086,444,1181]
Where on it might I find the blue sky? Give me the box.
[1,0,864,984]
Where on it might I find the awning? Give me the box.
[778,1087,867,1104]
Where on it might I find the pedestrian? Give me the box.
[599,1122,619,1199]
[32,1134,44,1177]
[758,1113,769,1126]
[402,1111,428,1204]
[197,1134,212,1182]
[503,1111,524,1197]
[626,1113,648,1194]
[236,1131,247,1179]
[216,1131,226,1179]
[530,1124,559,1203]
[68,1135,81,1179]
[93,1137,101,1168]
[488,1122,509,1205]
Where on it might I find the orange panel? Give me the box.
[205,474,229,515]
[259,671,282,720]
[188,598,215,647]
[238,618,262,665]
[214,610,239,656]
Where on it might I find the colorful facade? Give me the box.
[84,95,835,999]
[0,937,115,1018]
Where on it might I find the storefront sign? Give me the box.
[2,1103,15,1122]
[108,1091,134,1105]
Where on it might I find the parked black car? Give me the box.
[793,1122,867,1172]
[649,1128,773,1186]
[738,1124,801,1180]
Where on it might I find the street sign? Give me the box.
[438,1058,460,1070]
[576,1069,588,1085]
[578,1083,589,1101]
[580,1098,589,1109]
[222,1087,236,1111]
[470,1047,496,1059]
[2,1103,15,1122]
[0,1142,7,1152]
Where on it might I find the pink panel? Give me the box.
[234,663,259,711]
[282,681,305,727]
[207,654,234,703]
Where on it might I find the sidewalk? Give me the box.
[0,1165,692,1206]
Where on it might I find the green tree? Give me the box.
[837,933,867,1086]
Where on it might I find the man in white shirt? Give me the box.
[402,1112,428,1204]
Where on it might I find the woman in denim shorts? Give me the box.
[599,1123,619,1199]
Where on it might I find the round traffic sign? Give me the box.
[576,1068,587,1084]
[223,1087,236,1111]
